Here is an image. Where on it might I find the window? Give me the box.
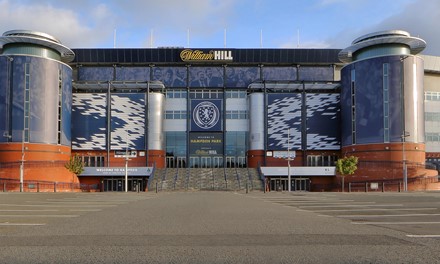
[225,90,246,98]
[225,110,248,119]
[307,155,338,166]
[24,63,31,143]
[165,110,187,119]
[58,69,62,144]
[351,69,356,145]
[166,89,187,98]
[82,156,105,167]
[383,63,390,142]
[189,89,223,99]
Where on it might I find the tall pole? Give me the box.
[125,131,129,193]
[287,128,291,192]
[20,130,24,192]
[402,132,409,192]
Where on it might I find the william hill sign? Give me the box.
[180,49,233,62]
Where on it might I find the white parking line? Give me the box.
[352,221,440,225]
[302,208,438,212]
[0,215,79,218]
[338,213,440,218]
[299,204,403,208]
[69,209,102,212]
[0,223,46,226]
[0,209,58,212]
[0,204,115,208]
[406,235,440,238]
[280,202,376,205]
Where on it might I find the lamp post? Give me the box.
[124,130,130,193]
[401,131,410,192]
[287,128,291,192]
[19,130,25,192]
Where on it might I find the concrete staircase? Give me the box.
[149,167,263,192]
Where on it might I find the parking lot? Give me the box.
[0,191,440,263]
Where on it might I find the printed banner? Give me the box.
[189,133,223,155]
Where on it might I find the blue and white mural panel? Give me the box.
[306,94,340,150]
[72,93,107,150]
[267,94,302,150]
[110,94,146,150]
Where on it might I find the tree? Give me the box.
[335,156,358,192]
[65,154,84,182]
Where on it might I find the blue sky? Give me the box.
[0,0,439,55]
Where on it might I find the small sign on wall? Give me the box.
[114,150,137,158]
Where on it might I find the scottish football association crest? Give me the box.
[193,101,220,129]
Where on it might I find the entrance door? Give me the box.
[166,156,175,168]
[190,156,200,168]
[176,157,186,168]
[201,157,211,168]
[212,156,223,168]
[294,178,310,191]
[237,157,246,168]
[226,156,235,168]
[270,178,288,191]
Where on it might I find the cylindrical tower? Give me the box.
[248,92,265,167]
[339,30,434,184]
[148,92,165,168]
[0,30,75,186]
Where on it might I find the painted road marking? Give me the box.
[0,209,58,212]
[0,223,46,226]
[406,235,440,238]
[299,204,403,208]
[352,221,440,225]
[337,213,440,218]
[300,208,438,212]
[0,215,79,218]
[0,204,115,208]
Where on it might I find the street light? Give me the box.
[287,128,291,192]
[401,131,410,192]
[20,130,25,192]
[124,131,130,193]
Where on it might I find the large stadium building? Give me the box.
[0,29,440,192]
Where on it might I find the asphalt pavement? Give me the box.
[0,190,440,263]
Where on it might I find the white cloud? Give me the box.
[325,0,440,55]
[0,0,114,47]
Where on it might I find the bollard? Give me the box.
[246,182,248,194]
[156,182,158,193]
[365,182,368,193]
[3,182,6,192]
[54,182,57,193]
[37,183,40,193]
[348,182,351,193]
[382,182,385,192]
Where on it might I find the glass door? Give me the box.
[190,156,200,168]
[226,156,235,168]
[176,157,186,168]
[166,156,175,168]
[212,157,223,168]
[201,157,211,168]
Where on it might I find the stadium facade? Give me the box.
[0,29,439,192]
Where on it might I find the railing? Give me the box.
[0,178,99,192]
[312,175,439,192]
